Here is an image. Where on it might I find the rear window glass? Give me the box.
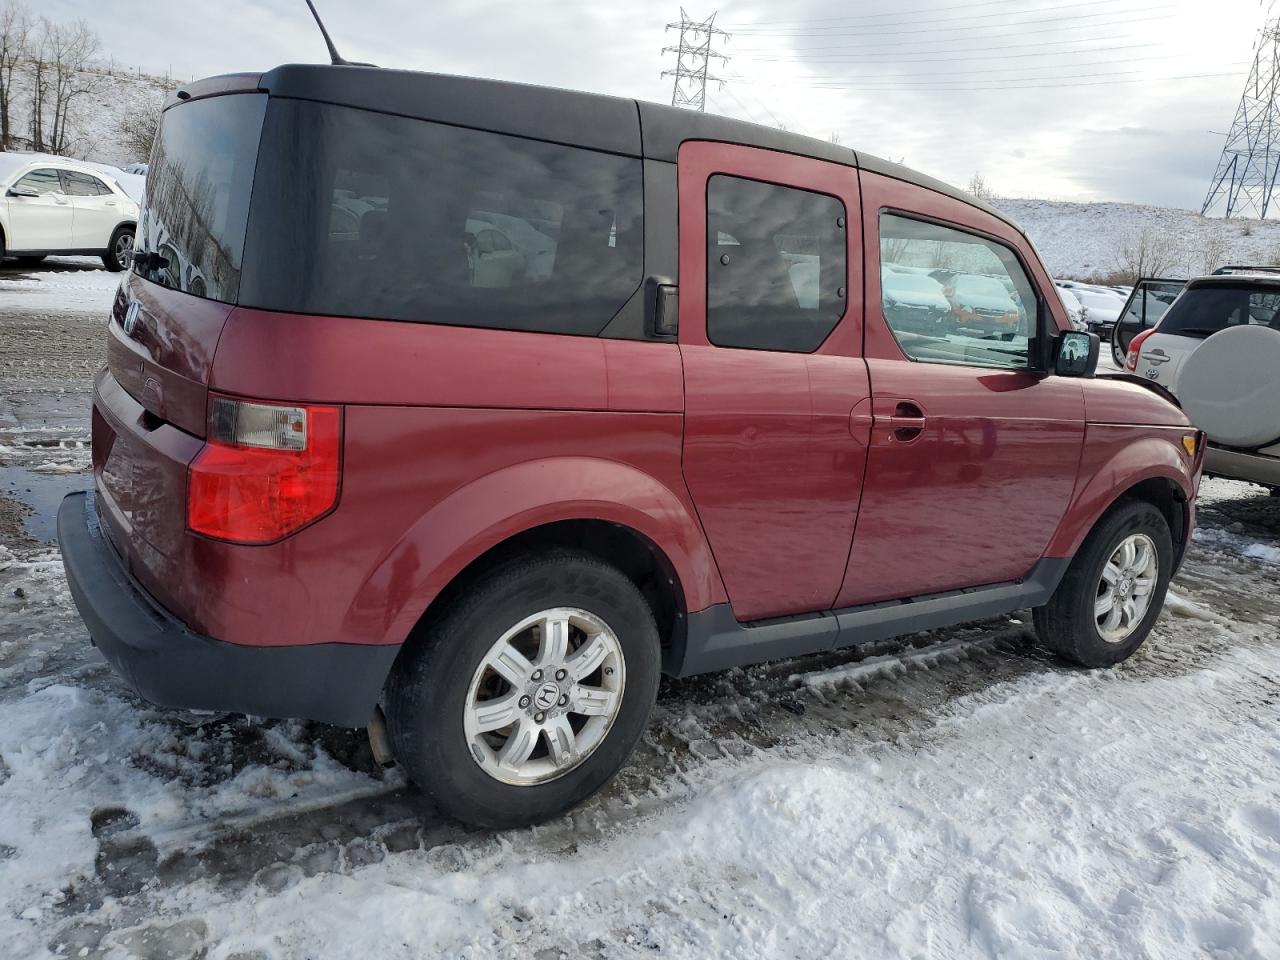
[135,93,267,303]
[239,99,644,336]
[1157,283,1280,338]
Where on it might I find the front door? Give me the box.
[678,141,871,622]
[837,174,1086,608]
[5,167,73,250]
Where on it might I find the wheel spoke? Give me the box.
[1103,604,1123,633]
[544,715,577,768]
[1095,590,1115,618]
[1118,539,1136,569]
[1121,600,1137,628]
[571,684,618,717]
[471,692,521,734]
[1133,576,1155,597]
[497,718,538,770]
[488,642,535,687]
[566,633,609,682]
[1101,562,1122,586]
[1132,539,1152,574]
[538,615,571,667]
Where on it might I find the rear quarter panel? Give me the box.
[161,309,721,649]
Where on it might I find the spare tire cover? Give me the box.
[1177,324,1280,448]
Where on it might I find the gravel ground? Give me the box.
[1,259,1278,959]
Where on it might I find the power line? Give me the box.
[727,4,1175,37]
[746,55,1247,81]
[723,0,1139,28]
[744,71,1243,92]
[727,0,1165,34]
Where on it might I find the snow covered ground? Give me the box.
[1,259,1279,959]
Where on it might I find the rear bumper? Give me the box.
[58,490,399,727]
[1204,445,1280,489]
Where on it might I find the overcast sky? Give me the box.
[37,0,1276,208]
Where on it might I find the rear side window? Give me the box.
[1156,283,1280,338]
[61,171,110,196]
[14,168,62,194]
[879,213,1037,370]
[241,99,644,336]
[706,175,846,351]
[136,93,267,303]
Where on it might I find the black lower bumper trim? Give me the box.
[58,491,399,727]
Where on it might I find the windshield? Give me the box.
[1157,283,1280,338]
[134,93,267,302]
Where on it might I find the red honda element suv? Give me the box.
[59,65,1203,828]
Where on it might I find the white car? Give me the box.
[1118,272,1280,493]
[0,153,139,271]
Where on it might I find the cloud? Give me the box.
[33,0,1268,210]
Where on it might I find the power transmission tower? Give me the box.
[1202,20,1280,218]
[662,9,729,111]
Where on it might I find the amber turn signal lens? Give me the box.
[1182,435,1197,456]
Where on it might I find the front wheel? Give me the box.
[102,226,134,272]
[385,550,661,829]
[1033,500,1173,667]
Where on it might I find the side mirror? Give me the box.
[1056,330,1099,377]
[6,186,38,198]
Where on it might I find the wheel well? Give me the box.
[1118,476,1187,549]
[410,520,685,656]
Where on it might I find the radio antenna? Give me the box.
[303,0,351,65]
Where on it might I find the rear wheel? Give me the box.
[385,550,661,828]
[102,226,134,272]
[1033,500,1173,667]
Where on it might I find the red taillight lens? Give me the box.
[187,397,341,544]
[1125,327,1155,372]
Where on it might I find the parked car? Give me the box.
[881,268,951,332]
[1116,270,1280,494]
[0,152,138,270]
[1056,281,1125,338]
[59,65,1203,829]
[943,272,1022,336]
[1111,277,1186,367]
[1054,284,1089,332]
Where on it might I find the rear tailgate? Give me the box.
[1134,333,1195,391]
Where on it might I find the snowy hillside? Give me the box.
[1,60,170,168]
[997,197,1280,282]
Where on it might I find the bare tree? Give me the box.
[119,98,161,162]
[42,17,99,154]
[1114,226,1178,284]
[0,1,31,149]
[1198,227,1230,276]
[967,172,996,203]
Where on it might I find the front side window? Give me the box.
[61,171,110,196]
[879,213,1037,370]
[135,93,268,303]
[706,175,846,351]
[14,168,62,195]
[1154,283,1280,338]
[241,99,644,336]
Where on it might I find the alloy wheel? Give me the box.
[1094,533,1159,643]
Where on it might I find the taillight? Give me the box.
[187,396,341,544]
[1125,327,1156,372]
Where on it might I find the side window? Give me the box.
[879,213,1038,370]
[706,175,846,352]
[61,171,111,197]
[14,168,63,195]
[246,99,644,336]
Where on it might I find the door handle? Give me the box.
[888,400,927,442]
[104,200,117,206]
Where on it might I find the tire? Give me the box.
[102,226,134,272]
[16,254,45,265]
[385,549,661,829]
[1033,499,1173,667]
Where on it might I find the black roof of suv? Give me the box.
[170,63,1012,229]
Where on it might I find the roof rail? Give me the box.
[1211,264,1280,275]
